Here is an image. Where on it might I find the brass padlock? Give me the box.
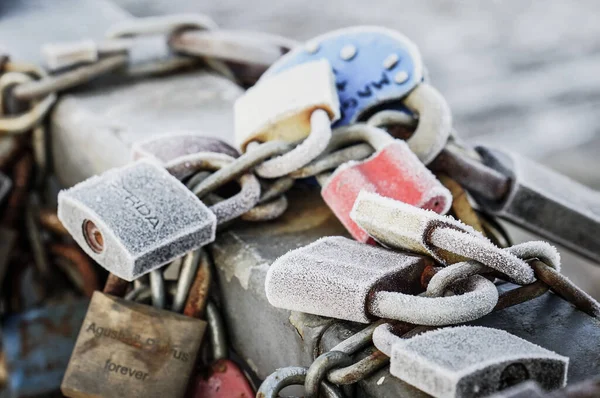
[61,291,206,398]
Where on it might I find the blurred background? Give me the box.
[3,0,600,297]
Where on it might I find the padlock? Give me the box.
[185,303,255,398]
[260,26,451,164]
[265,236,498,325]
[372,325,568,398]
[473,146,600,264]
[350,190,556,285]
[61,291,206,398]
[2,299,88,398]
[234,59,340,178]
[320,124,452,242]
[57,159,217,281]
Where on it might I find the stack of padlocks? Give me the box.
[1,12,600,398]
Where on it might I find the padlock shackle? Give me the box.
[253,108,333,178]
[165,152,261,224]
[402,83,452,165]
[368,274,498,326]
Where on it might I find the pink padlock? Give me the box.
[321,124,452,242]
[186,359,255,398]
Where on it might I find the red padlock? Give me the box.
[321,124,452,242]
[186,302,255,398]
[187,359,254,398]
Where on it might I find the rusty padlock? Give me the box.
[61,283,206,398]
[320,124,452,242]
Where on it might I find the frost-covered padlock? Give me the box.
[58,158,258,280]
[265,236,498,325]
[351,190,562,285]
[321,124,452,242]
[259,26,452,165]
[372,325,568,398]
[235,59,340,178]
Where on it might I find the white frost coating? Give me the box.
[504,241,561,271]
[254,109,332,178]
[388,326,568,398]
[164,151,235,180]
[426,240,562,297]
[429,228,535,285]
[351,191,559,285]
[234,59,340,150]
[369,275,498,326]
[402,83,452,165]
[57,159,217,281]
[265,236,426,323]
[426,262,487,298]
[351,191,482,259]
[372,323,398,356]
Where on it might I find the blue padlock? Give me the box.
[262,26,425,127]
[2,299,88,397]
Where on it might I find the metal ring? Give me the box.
[305,351,352,398]
[257,367,344,398]
[258,177,294,204]
[170,30,295,69]
[428,227,540,285]
[106,14,218,39]
[149,268,165,309]
[290,143,374,179]
[165,152,261,224]
[367,109,417,130]
[183,249,212,319]
[241,195,287,221]
[253,109,332,179]
[531,260,600,319]
[12,55,127,102]
[0,72,56,134]
[327,346,389,385]
[188,141,291,197]
[171,250,202,313]
[369,275,498,326]
[401,83,452,164]
[206,301,228,360]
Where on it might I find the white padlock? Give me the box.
[234,59,340,178]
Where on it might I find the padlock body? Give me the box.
[57,159,217,281]
[390,327,567,398]
[265,236,427,323]
[322,141,452,242]
[234,60,339,151]
[2,299,88,398]
[186,359,254,398]
[263,26,424,127]
[474,146,600,263]
[61,292,206,398]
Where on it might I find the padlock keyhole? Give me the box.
[83,219,104,253]
[499,363,530,390]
